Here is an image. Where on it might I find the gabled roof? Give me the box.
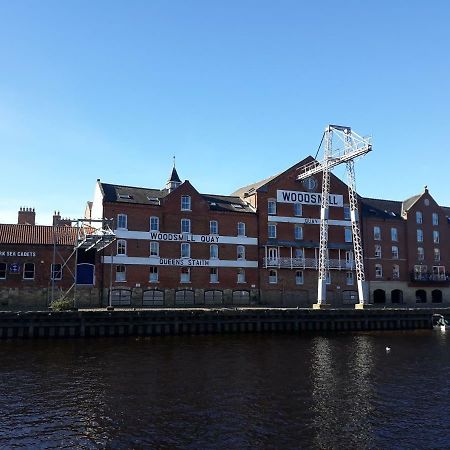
[360,197,403,220]
[401,194,421,215]
[0,224,77,245]
[100,182,255,213]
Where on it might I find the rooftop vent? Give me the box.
[232,204,244,209]
[118,194,133,199]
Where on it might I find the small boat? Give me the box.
[432,314,450,331]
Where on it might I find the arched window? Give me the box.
[269,269,277,284]
[391,289,403,304]
[205,290,223,305]
[373,289,386,303]
[143,289,164,306]
[431,290,443,303]
[175,289,194,305]
[415,289,427,303]
[232,290,250,305]
[110,289,131,306]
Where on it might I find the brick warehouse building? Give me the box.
[1,160,449,309]
[0,208,101,309]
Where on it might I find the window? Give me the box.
[115,265,126,282]
[181,218,191,234]
[150,216,159,232]
[22,263,35,280]
[391,227,398,242]
[344,205,351,220]
[210,268,219,283]
[433,230,440,244]
[416,211,423,224]
[269,269,278,284]
[325,272,331,285]
[391,246,399,259]
[181,243,190,258]
[432,266,446,281]
[210,220,218,235]
[294,203,302,216]
[237,245,245,260]
[51,264,62,280]
[346,271,354,285]
[268,224,277,239]
[295,270,304,285]
[117,214,127,229]
[150,242,159,257]
[237,269,246,283]
[295,224,303,240]
[374,244,381,258]
[432,213,439,226]
[117,239,127,256]
[210,244,218,259]
[181,195,191,211]
[295,248,304,259]
[373,226,381,240]
[180,267,190,283]
[345,228,352,243]
[345,251,354,267]
[414,265,427,281]
[149,266,158,283]
[417,229,423,243]
[0,263,6,279]
[434,248,440,262]
[392,265,400,280]
[237,222,246,236]
[417,247,424,261]
[375,264,383,278]
[268,199,277,215]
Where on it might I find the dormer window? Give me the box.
[181,195,191,211]
[118,194,133,200]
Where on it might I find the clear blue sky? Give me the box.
[1,0,449,224]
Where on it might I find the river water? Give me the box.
[0,331,449,449]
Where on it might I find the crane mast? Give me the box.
[297,125,372,308]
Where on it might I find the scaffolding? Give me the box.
[51,219,116,307]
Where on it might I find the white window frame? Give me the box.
[150,216,159,232]
[434,248,440,262]
[237,268,246,283]
[373,226,381,241]
[391,227,398,242]
[149,266,158,283]
[295,270,304,285]
[210,267,219,283]
[181,218,191,234]
[237,245,245,260]
[294,203,302,217]
[392,264,400,280]
[344,205,351,220]
[150,241,159,257]
[268,199,277,215]
[117,239,127,256]
[417,247,424,261]
[210,244,218,259]
[115,265,126,282]
[210,220,218,235]
[181,195,191,211]
[432,213,439,226]
[181,243,190,258]
[433,230,440,244]
[295,224,303,240]
[237,222,246,237]
[23,263,35,280]
[417,229,423,243]
[346,271,354,285]
[268,224,277,239]
[0,262,6,279]
[180,267,190,283]
[416,211,423,224]
[345,228,352,243]
[51,263,62,280]
[269,269,278,284]
[117,214,127,230]
[391,246,399,259]
[375,264,383,278]
[325,271,331,285]
[374,244,381,258]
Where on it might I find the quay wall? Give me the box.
[0,308,447,339]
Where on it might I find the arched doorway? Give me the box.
[373,289,386,304]
[391,289,403,304]
[431,290,443,303]
[415,289,427,303]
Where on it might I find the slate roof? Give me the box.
[360,197,403,220]
[168,167,181,183]
[100,183,255,213]
[0,224,77,245]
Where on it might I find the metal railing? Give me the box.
[264,257,355,270]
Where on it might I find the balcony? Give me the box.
[410,272,449,284]
[264,257,355,270]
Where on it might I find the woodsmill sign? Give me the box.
[276,190,344,207]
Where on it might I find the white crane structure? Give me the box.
[297,125,372,308]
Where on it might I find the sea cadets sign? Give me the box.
[276,190,343,207]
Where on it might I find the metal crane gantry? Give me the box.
[297,125,372,308]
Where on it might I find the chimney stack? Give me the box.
[18,207,36,225]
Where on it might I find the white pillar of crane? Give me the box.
[297,125,372,308]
